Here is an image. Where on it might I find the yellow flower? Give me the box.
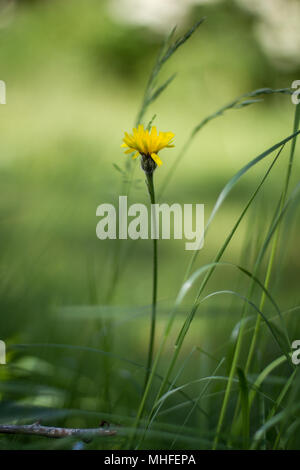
[121,124,175,168]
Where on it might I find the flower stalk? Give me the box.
[121,124,174,390]
[144,170,158,390]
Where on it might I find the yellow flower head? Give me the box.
[121,125,175,171]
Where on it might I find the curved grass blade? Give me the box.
[236,367,250,448]
[136,18,205,126]
[159,87,293,198]
[10,343,205,419]
[170,357,225,449]
[185,130,300,278]
[132,131,299,445]
[250,403,300,450]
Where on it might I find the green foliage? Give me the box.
[1,0,300,451]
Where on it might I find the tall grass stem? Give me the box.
[144,172,158,391]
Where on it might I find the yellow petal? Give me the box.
[150,126,157,137]
[132,152,139,160]
[166,132,175,139]
[122,127,174,161]
[136,135,145,154]
[151,153,162,167]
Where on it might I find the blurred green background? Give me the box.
[0,0,300,449]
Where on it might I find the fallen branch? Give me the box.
[0,423,116,439]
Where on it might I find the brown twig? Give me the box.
[0,423,116,439]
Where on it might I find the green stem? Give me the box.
[144,172,158,390]
[245,103,300,374]
[228,104,300,447]
[127,171,159,449]
[212,315,248,449]
[215,105,300,449]
[244,230,278,374]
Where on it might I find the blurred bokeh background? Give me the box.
[0,0,300,449]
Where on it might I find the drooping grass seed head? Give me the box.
[121,125,175,175]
